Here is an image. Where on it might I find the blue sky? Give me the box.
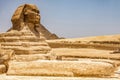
[0,0,120,38]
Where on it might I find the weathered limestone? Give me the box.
[0,49,14,62]
[49,48,120,61]
[0,4,51,63]
[14,54,50,62]
[8,4,58,39]
[0,26,51,55]
[0,65,6,74]
[0,48,14,73]
[7,61,115,77]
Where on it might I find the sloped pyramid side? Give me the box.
[37,24,59,40]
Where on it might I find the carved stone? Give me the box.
[0,26,51,55]
[8,4,58,39]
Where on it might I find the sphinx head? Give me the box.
[23,4,40,24]
[11,4,41,31]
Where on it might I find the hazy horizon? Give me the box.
[0,0,120,38]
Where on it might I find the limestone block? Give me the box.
[14,54,50,61]
[7,61,115,77]
[0,65,6,74]
[0,50,14,62]
[0,26,51,55]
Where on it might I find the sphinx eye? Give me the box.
[23,9,28,15]
[32,9,39,13]
[36,10,39,13]
[24,12,28,15]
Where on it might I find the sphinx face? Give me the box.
[24,7,40,24]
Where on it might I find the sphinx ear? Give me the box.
[10,4,26,31]
[11,4,25,21]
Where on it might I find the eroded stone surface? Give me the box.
[7,61,115,77]
[0,65,6,74]
[0,26,51,55]
[9,4,58,39]
[0,4,52,55]
[0,48,14,73]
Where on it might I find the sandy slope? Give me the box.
[48,34,120,42]
[51,48,120,60]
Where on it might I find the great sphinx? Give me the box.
[8,4,58,39]
[0,4,51,55]
[0,4,53,74]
